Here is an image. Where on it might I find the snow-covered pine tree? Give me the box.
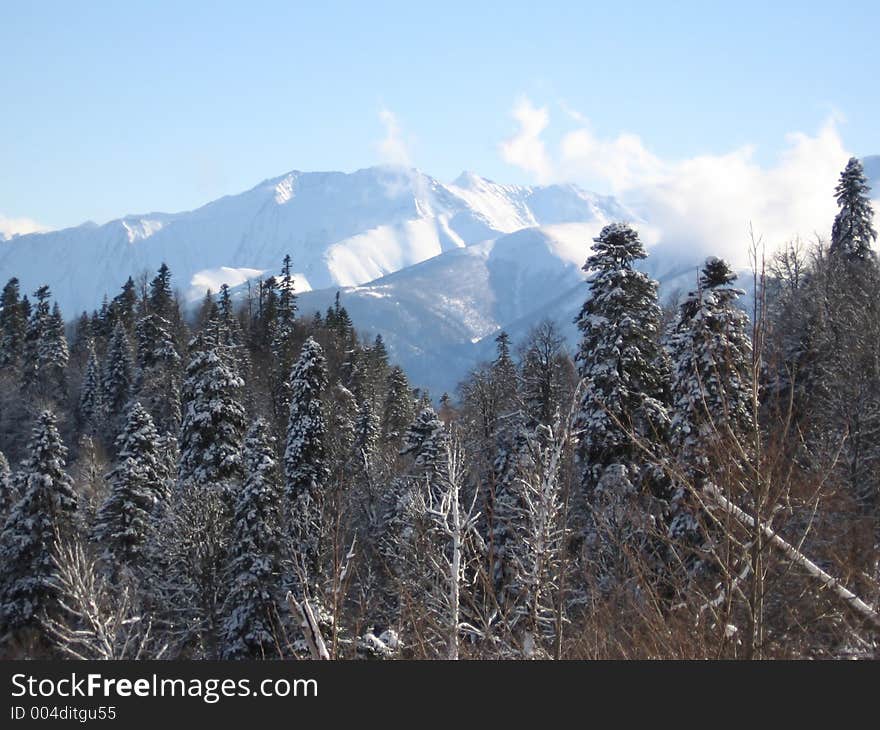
[573,223,668,584]
[76,340,103,434]
[92,403,170,568]
[221,419,283,659]
[147,263,175,320]
[106,277,137,333]
[22,286,69,401]
[0,278,27,371]
[381,366,414,441]
[575,222,668,486]
[270,255,299,418]
[492,331,519,418]
[0,450,14,520]
[830,157,877,260]
[284,337,329,581]
[401,405,448,475]
[134,311,182,436]
[177,321,247,498]
[0,411,78,634]
[666,257,754,549]
[101,321,134,431]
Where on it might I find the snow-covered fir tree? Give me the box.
[270,255,299,417]
[222,418,283,659]
[178,321,247,497]
[382,366,414,440]
[0,278,27,371]
[93,403,170,567]
[666,257,754,548]
[284,337,329,580]
[102,321,134,427]
[0,450,14,520]
[135,311,182,436]
[401,405,448,475]
[574,222,668,485]
[0,411,78,634]
[76,340,103,434]
[22,286,68,401]
[573,223,668,584]
[830,157,877,260]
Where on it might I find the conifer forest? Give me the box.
[1,158,878,661]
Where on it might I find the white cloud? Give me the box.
[499,96,869,267]
[377,108,412,167]
[0,214,51,240]
[499,97,554,184]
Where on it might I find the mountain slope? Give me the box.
[0,166,626,315]
[296,222,707,395]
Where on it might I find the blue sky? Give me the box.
[1,0,878,231]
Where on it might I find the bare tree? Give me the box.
[43,540,165,660]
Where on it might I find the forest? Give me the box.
[0,157,877,660]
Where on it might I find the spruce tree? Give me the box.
[76,340,103,434]
[22,286,68,400]
[93,403,169,567]
[0,411,77,633]
[382,366,414,440]
[0,278,27,370]
[102,321,134,421]
[222,419,283,659]
[573,223,669,585]
[106,277,137,332]
[830,157,877,260]
[178,322,247,497]
[0,450,14,520]
[401,406,448,475]
[270,256,299,418]
[147,263,174,320]
[284,337,329,579]
[666,257,754,547]
[574,226,667,477]
[134,312,182,435]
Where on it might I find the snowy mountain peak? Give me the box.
[0,165,629,317]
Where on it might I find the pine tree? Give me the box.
[492,331,519,417]
[76,340,103,434]
[666,257,754,547]
[106,277,137,332]
[0,278,27,370]
[147,263,174,320]
[0,450,14,520]
[382,366,414,440]
[178,323,247,497]
[0,411,78,633]
[22,286,68,400]
[572,223,669,586]
[93,403,169,567]
[222,419,283,659]
[284,337,329,580]
[830,157,877,260]
[134,312,182,435]
[269,256,299,418]
[401,406,448,475]
[102,321,134,421]
[574,223,668,483]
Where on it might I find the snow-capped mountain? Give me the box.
[0,162,775,394]
[0,166,628,316]
[297,224,711,394]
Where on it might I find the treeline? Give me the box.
[0,158,877,659]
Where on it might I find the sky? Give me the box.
[1,0,878,246]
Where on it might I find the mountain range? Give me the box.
[3,160,878,395]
